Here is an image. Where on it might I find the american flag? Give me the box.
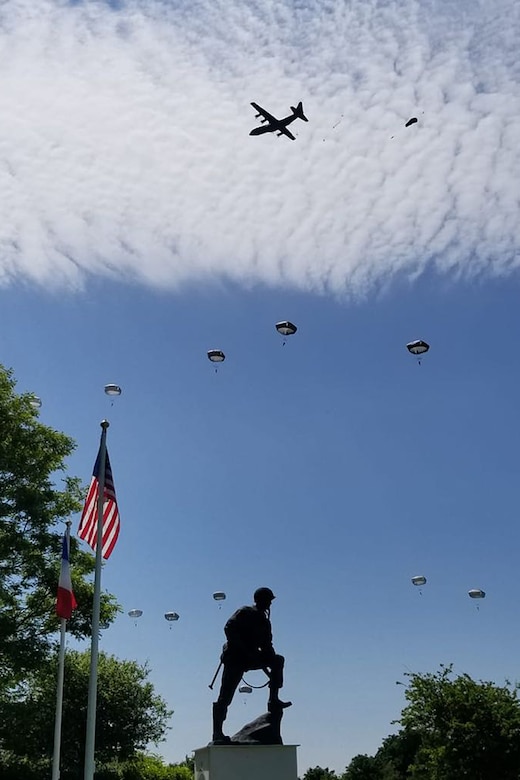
[78,445,120,559]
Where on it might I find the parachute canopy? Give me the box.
[275,321,297,337]
[165,611,179,622]
[207,350,225,363]
[213,591,226,602]
[468,589,486,599]
[104,383,122,396]
[128,609,143,618]
[411,575,427,587]
[405,117,418,127]
[406,340,430,356]
[29,395,42,409]
[239,685,253,694]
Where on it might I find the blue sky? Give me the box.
[1,0,520,774]
[5,272,520,773]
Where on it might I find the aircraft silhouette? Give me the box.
[249,101,308,141]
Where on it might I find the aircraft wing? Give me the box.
[279,126,296,140]
[251,102,277,124]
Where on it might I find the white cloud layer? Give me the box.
[0,0,518,294]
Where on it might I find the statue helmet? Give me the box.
[254,587,275,605]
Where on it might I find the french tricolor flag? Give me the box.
[56,530,77,620]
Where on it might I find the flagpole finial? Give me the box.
[100,419,110,430]
[65,520,72,528]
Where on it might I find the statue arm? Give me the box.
[258,618,275,654]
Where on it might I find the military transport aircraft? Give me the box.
[249,101,308,140]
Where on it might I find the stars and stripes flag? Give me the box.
[78,446,120,559]
[56,529,77,620]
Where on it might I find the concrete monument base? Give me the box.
[194,744,298,780]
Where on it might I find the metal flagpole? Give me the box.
[51,618,67,780]
[51,519,73,780]
[83,420,109,780]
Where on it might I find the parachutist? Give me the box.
[275,321,297,346]
[406,340,429,365]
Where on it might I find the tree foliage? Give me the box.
[342,665,520,780]
[0,364,120,689]
[0,752,193,780]
[398,664,520,779]
[301,767,339,780]
[0,650,173,776]
[372,730,423,779]
[113,753,193,779]
[342,754,379,779]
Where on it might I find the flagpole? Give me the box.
[51,617,67,780]
[83,420,109,780]
[52,518,73,780]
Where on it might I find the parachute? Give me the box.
[406,340,430,365]
[104,383,122,407]
[275,321,297,345]
[165,611,179,629]
[104,384,122,397]
[411,575,427,595]
[128,609,143,626]
[207,350,226,373]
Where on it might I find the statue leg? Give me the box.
[212,702,229,744]
[212,663,243,742]
[267,655,292,711]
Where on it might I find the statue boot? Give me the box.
[268,695,292,712]
[212,703,231,744]
[267,662,292,711]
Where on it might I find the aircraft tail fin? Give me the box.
[290,101,308,122]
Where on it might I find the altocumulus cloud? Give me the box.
[0,0,518,294]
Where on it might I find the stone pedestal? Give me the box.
[194,744,298,780]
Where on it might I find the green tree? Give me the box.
[0,364,120,689]
[371,730,423,779]
[1,650,173,777]
[175,755,194,774]
[116,753,193,779]
[398,664,520,780]
[343,753,380,779]
[301,767,339,780]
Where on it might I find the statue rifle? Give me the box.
[208,660,223,690]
